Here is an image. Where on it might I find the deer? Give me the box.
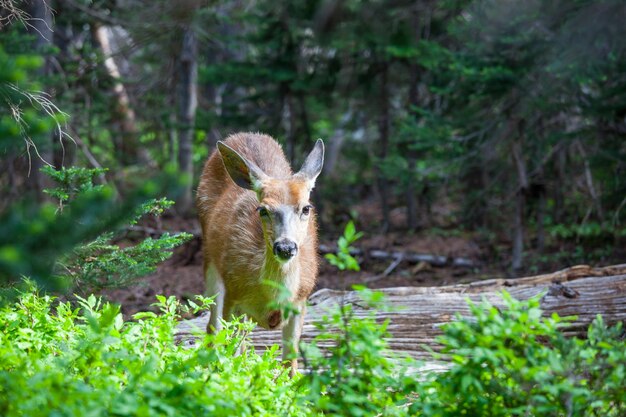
[196,132,324,375]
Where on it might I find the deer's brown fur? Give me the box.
[196,132,323,374]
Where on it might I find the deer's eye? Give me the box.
[257,206,270,217]
[302,205,313,216]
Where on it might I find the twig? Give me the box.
[364,254,404,283]
[68,125,108,185]
[319,244,476,268]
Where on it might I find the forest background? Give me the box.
[1,0,625,310]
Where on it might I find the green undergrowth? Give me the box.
[0,288,624,416]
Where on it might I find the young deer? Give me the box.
[196,132,324,374]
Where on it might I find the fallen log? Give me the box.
[318,244,477,268]
[176,264,626,363]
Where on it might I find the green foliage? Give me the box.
[0,165,188,296]
[0,289,303,417]
[0,43,57,153]
[324,221,363,271]
[42,166,192,292]
[41,166,108,207]
[548,221,626,243]
[62,231,191,290]
[300,287,418,416]
[1,288,625,416]
[0,26,190,296]
[412,293,626,416]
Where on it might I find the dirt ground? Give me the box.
[101,198,622,317]
[102,215,501,317]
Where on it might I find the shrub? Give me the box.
[411,293,626,416]
[0,288,304,417]
[324,220,363,272]
[42,165,192,292]
[300,286,419,416]
[0,166,191,298]
[1,288,624,416]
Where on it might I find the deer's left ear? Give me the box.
[218,141,268,191]
[296,139,324,189]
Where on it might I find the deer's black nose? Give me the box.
[273,239,298,260]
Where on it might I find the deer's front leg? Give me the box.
[205,264,225,334]
[282,301,306,377]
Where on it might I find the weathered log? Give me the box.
[176,264,626,363]
[318,244,476,268]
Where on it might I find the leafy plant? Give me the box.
[0,165,188,297]
[1,287,625,416]
[412,293,626,416]
[42,166,192,292]
[548,221,626,243]
[301,286,418,416]
[0,288,304,417]
[324,220,363,271]
[41,166,108,208]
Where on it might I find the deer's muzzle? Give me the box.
[273,239,298,261]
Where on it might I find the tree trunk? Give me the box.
[512,190,525,272]
[554,146,567,223]
[511,137,527,272]
[576,140,604,222]
[176,28,198,214]
[536,173,547,253]
[284,91,297,165]
[406,156,418,230]
[52,16,76,168]
[376,62,391,234]
[177,264,626,366]
[324,110,351,177]
[406,56,419,230]
[92,23,142,165]
[405,0,424,231]
[297,93,311,146]
[25,0,53,200]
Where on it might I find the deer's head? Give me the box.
[218,139,324,263]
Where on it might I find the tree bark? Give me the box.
[405,0,423,231]
[511,136,527,272]
[554,145,567,223]
[323,109,351,177]
[176,28,198,214]
[297,93,311,146]
[284,91,297,164]
[92,23,142,165]
[25,0,53,200]
[512,190,525,271]
[376,62,391,234]
[51,11,76,168]
[406,156,418,230]
[536,174,547,253]
[576,140,604,222]
[177,264,626,366]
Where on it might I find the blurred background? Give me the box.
[1,0,625,313]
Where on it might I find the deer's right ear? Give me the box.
[296,138,325,189]
[218,142,267,191]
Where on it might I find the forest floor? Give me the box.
[103,231,488,317]
[102,200,624,317]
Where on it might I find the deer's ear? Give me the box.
[218,141,267,191]
[296,139,324,188]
